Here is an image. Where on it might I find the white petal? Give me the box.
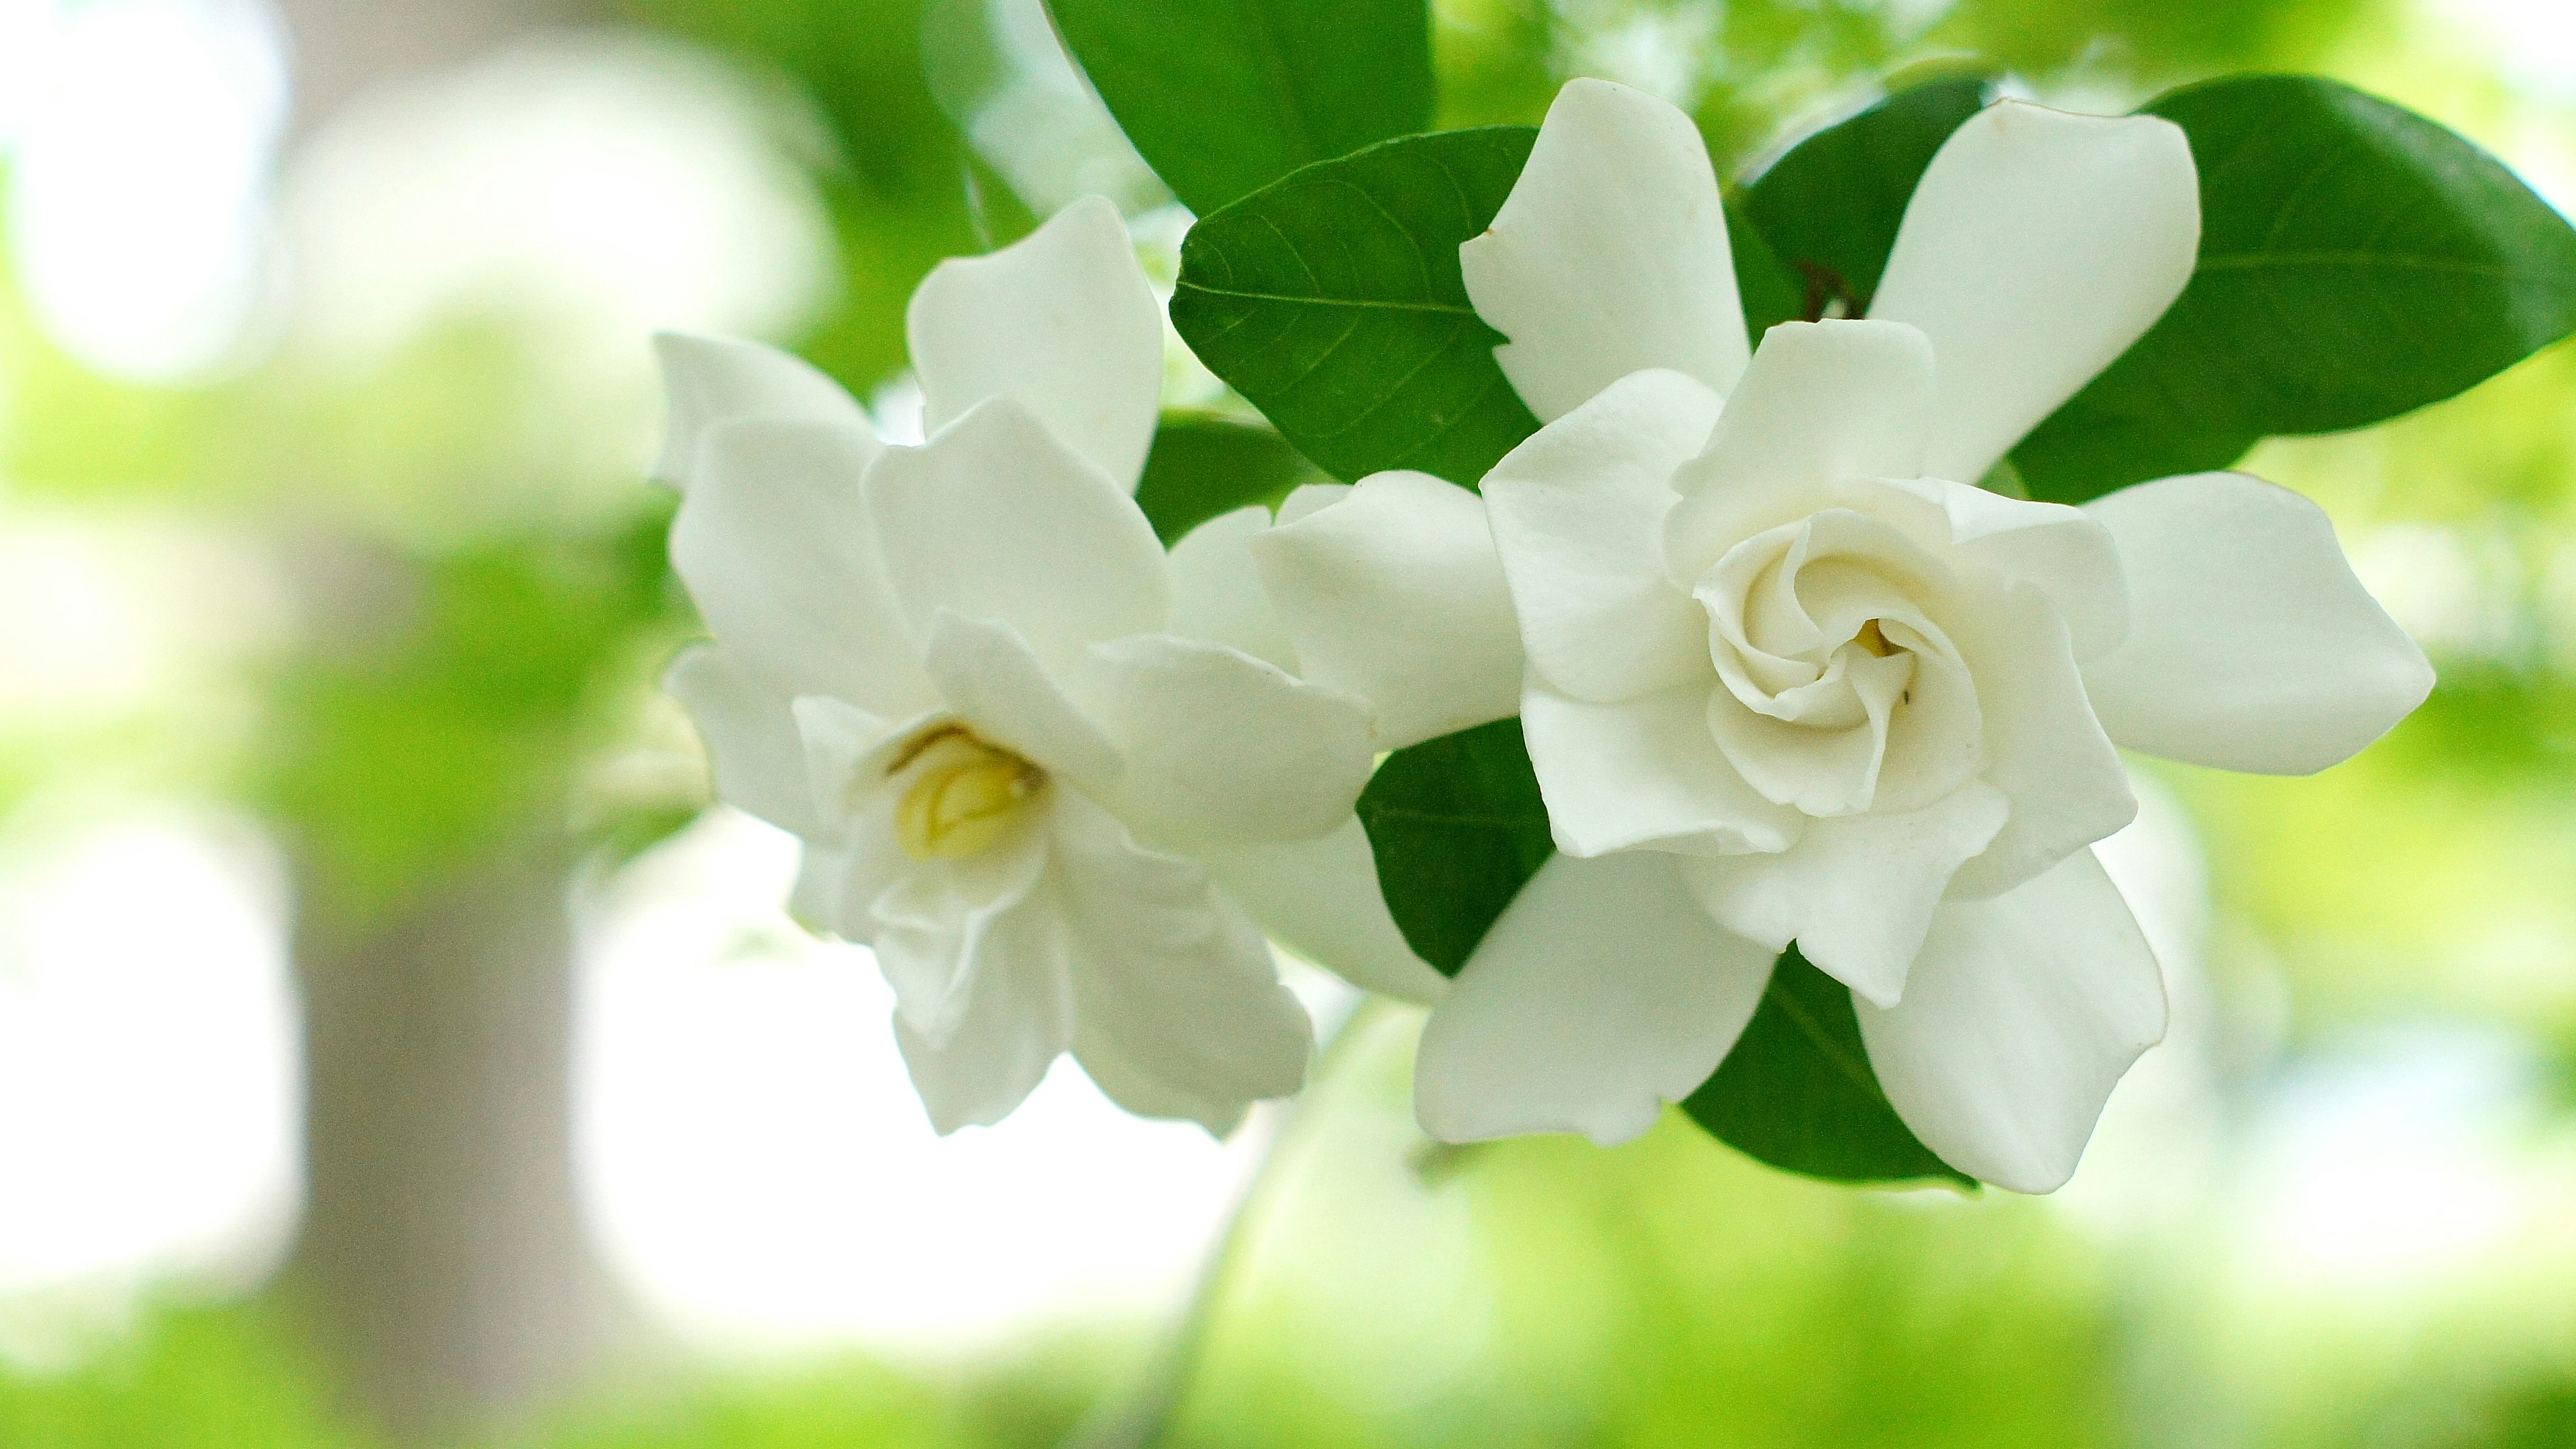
[790,696,945,945]
[868,398,1170,676]
[1856,847,2167,1193]
[1482,369,1723,702]
[1072,1018,1252,1136]
[1049,792,1312,1127]
[1942,576,2137,898]
[1079,634,1375,846]
[1167,506,1299,671]
[1276,482,1351,525]
[1415,851,1774,1145]
[1870,103,2199,484]
[651,332,872,490]
[1522,679,1801,858]
[1460,78,1749,423]
[792,694,926,836]
[670,419,934,716]
[1678,780,2008,1008]
[1201,820,1448,1004]
[788,844,851,933]
[1663,319,1935,582]
[1250,471,1524,749]
[2081,472,2434,774]
[908,196,1164,490]
[663,644,820,835]
[1703,647,1916,817]
[892,877,1077,1134]
[868,816,1055,1046]
[1684,319,1935,491]
[1879,475,2129,661]
[918,612,1124,791]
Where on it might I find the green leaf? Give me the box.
[1132,412,1324,545]
[1354,718,1553,976]
[1171,127,1545,486]
[2016,74,2576,503]
[1044,0,1434,217]
[1682,947,1972,1187]
[1727,195,1807,343]
[1737,72,1996,319]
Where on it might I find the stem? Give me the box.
[1059,998,1395,1449]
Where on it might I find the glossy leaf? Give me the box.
[1354,718,1553,976]
[1683,947,1973,1187]
[1044,0,1434,217]
[1133,413,1323,545]
[1737,72,1996,320]
[1727,195,1808,342]
[2016,74,2576,502]
[1171,127,1545,486]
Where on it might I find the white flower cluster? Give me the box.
[657,81,2431,1190]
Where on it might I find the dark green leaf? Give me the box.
[1727,195,1807,343]
[1044,0,1434,217]
[2017,74,2576,503]
[1738,72,1996,318]
[1133,413,1325,545]
[1354,718,1553,976]
[1171,127,1544,486]
[2013,409,2251,503]
[1683,947,1973,1187]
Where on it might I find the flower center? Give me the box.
[1695,513,1987,818]
[1854,617,1898,659]
[888,723,1045,861]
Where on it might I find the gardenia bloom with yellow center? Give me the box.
[1256,79,2435,1191]
[654,198,1441,1134]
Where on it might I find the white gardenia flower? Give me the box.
[655,198,1442,1134]
[1256,80,2435,1191]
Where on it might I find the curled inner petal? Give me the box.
[889,723,1048,860]
[1695,511,1983,817]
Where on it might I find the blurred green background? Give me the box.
[2,0,2575,1445]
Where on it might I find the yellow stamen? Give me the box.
[891,725,1044,860]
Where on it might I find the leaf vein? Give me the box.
[1170,282,1479,315]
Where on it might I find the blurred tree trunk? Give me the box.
[256,0,639,1432]
[284,840,619,1444]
